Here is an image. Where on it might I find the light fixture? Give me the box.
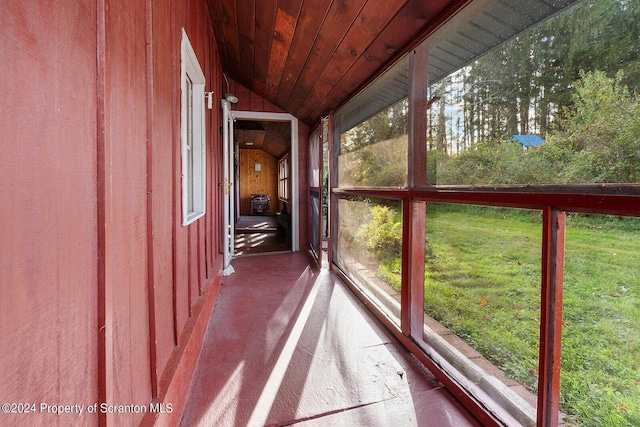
[223,73,238,104]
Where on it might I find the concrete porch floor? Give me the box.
[180,252,481,426]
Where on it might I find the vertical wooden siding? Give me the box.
[0,1,100,426]
[103,1,153,424]
[1,0,224,425]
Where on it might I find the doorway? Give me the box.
[223,110,300,262]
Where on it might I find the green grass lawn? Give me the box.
[418,204,640,426]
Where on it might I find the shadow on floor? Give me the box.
[180,253,480,427]
[234,215,291,256]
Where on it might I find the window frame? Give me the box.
[180,29,206,226]
[330,43,640,427]
[278,154,289,202]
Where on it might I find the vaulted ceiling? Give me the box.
[207,0,581,129]
[207,0,470,127]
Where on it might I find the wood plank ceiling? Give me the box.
[207,0,469,127]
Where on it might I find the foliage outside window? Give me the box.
[333,1,640,425]
[336,197,403,326]
[425,0,640,186]
[338,99,408,188]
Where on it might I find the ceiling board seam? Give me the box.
[291,0,370,114]
[267,1,304,101]
[270,0,305,101]
[494,0,536,25]
[305,0,414,121]
[279,0,336,109]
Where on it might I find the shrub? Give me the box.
[357,205,402,261]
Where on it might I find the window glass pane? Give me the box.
[181,29,206,225]
[338,99,408,188]
[309,129,320,188]
[310,192,320,253]
[336,197,402,326]
[561,214,640,426]
[278,157,289,201]
[186,75,194,212]
[422,203,542,425]
[425,0,640,185]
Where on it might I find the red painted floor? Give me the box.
[180,253,481,427]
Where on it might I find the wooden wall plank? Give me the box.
[1,1,225,425]
[104,0,153,424]
[0,1,99,425]
[238,149,279,215]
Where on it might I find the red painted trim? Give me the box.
[333,187,640,216]
[537,208,565,426]
[145,0,159,399]
[96,0,109,424]
[401,200,411,336]
[171,3,180,347]
[407,44,428,188]
[325,113,334,269]
[140,258,223,427]
[400,199,427,339]
[405,46,428,339]
[410,201,426,338]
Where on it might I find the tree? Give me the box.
[551,70,640,182]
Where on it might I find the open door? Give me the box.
[222,99,235,275]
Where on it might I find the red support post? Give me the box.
[401,44,428,338]
[537,207,566,426]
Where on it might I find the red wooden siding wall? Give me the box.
[1,0,224,425]
[0,2,100,425]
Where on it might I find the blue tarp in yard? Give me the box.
[510,134,545,147]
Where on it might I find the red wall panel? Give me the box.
[103,0,152,424]
[149,0,177,388]
[1,0,256,424]
[0,1,100,425]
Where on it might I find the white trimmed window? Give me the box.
[181,29,206,226]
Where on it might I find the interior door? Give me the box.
[308,123,323,263]
[222,99,235,274]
